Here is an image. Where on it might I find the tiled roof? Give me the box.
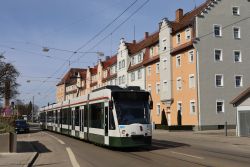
[102,73,117,83]
[126,32,159,55]
[102,55,117,69]
[56,68,87,86]
[170,0,213,33]
[231,86,250,106]
[90,66,98,75]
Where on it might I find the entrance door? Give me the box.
[104,102,109,145]
[177,102,182,126]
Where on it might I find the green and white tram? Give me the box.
[39,86,153,148]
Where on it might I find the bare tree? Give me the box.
[0,55,20,102]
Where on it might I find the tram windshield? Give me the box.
[112,92,150,125]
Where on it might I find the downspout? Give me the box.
[195,16,201,131]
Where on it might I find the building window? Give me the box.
[190,101,196,114]
[119,61,121,69]
[156,63,160,74]
[216,100,224,113]
[131,72,135,81]
[150,48,154,57]
[188,50,194,63]
[162,38,167,51]
[122,60,125,68]
[138,53,143,63]
[214,49,223,62]
[215,74,224,87]
[131,57,135,65]
[156,83,160,94]
[119,76,122,85]
[177,77,182,90]
[214,25,222,37]
[148,66,151,76]
[233,27,241,39]
[185,28,191,40]
[157,104,161,116]
[163,59,167,69]
[122,75,125,84]
[176,33,181,44]
[148,85,151,93]
[234,50,242,62]
[138,69,142,79]
[176,55,181,67]
[232,6,240,16]
[189,74,195,88]
[163,80,167,89]
[235,75,243,88]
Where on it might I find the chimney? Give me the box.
[176,8,183,22]
[133,40,136,44]
[144,32,149,39]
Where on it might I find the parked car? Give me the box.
[15,119,30,133]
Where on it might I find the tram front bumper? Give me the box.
[109,135,152,148]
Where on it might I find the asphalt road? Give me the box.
[17,125,250,167]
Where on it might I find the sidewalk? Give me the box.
[0,137,38,167]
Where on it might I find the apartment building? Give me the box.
[56,68,87,103]
[159,0,250,129]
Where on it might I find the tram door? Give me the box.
[104,102,109,145]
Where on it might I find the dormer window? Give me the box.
[185,28,191,40]
[138,53,143,63]
[176,33,181,44]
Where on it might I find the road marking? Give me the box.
[43,132,65,145]
[171,151,204,160]
[66,147,80,167]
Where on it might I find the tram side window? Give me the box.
[84,105,88,127]
[55,111,58,124]
[68,108,72,125]
[75,107,80,126]
[40,113,45,123]
[90,102,103,129]
[61,109,68,124]
[47,111,53,123]
[109,110,115,130]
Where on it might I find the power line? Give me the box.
[86,0,150,53]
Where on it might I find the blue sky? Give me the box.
[0,0,205,106]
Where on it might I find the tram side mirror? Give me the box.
[149,101,153,110]
[109,100,113,110]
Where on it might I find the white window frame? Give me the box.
[156,63,160,74]
[148,66,151,76]
[138,69,142,79]
[177,77,182,90]
[157,104,161,116]
[235,75,243,88]
[131,57,135,65]
[162,38,167,51]
[176,55,181,67]
[188,50,194,63]
[163,58,167,70]
[232,6,240,16]
[131,72,135,82]
[189,74,195,89]
[215,74,224,88]
[156,83,160,95]
[214,49,223,62]
[233,50,242,63]
[185,28,191,41]
[190,100,196,114]
[213,24,222,37]
[148,84,152,93]
[216,100,225,113]
[177,101,182,113]
[176,33,181,44]
[138,53,143,63]
[233,26,241,39]
[163,80,167,89]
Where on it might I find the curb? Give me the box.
[26,152,39,167]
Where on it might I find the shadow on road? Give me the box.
[111,139,189,152]
[17,141,51,153]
